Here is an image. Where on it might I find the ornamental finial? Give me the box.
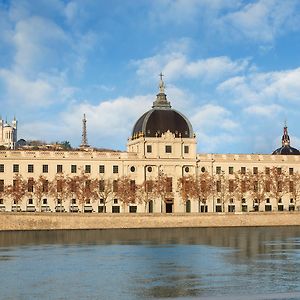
[159,72,165,93]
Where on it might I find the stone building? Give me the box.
[0,117,17,149]
[0,76,300,213]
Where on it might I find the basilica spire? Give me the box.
[152,72,171,108]
[80,113,90,149]
[282,121,290,147]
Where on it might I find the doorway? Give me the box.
[165,199,173,213]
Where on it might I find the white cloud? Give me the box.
[219,0,300,43]
[244,104,283,117]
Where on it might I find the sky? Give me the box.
[1,0,300,154]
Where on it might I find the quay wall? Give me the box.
[1,212,300,231]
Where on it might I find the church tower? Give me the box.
[0,116,18,149]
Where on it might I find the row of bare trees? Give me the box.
[1,167,300,212]
[178,167,300,211]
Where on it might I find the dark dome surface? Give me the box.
[272,146,300,155]
[132,108,193,138]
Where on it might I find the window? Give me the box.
[42,165,48,173]
[85,180,91,191]
[42,180,48,193]
[289,168,294,175]
[130,180,136,192]
[129,206,137,213]
[99,180,105,192]
[216,181,221,192]
[113,165,118,174]
[184,145,189,154]
[277,167,282,175]
[147,166,152,173]
[28,199,33,205]
[85,165,91,173]
[99,165,105,173]
[229,167,234,174]
[289,181,294,193]
[146,180,153,192]
[241,181,246,193]
[72,199,76,204]
[265,181,270,192]
[0,164,4,172]
[43,198,47,205]
[216,166,221,174]
[112,206,120,213]
[99,199,104,204]
[0,180,4,192]
[147,145,152,153]
[165,145,172,153]
[130,166,135,172]
[166,177,172,192]
[277,181,282,192]
[253,167,258,174]
[253,181,258,192]
[241,167,246,174]
[57,199,62,205]
[113,199,118,204]
[57,165,63,173]
[201,167,206,172]
[28,178,34,193]
[71,165,77,173]
[0,199,3,205]
[266,198,270,203]
[13,164,19,173]
[86,199,90,204]
[57,180,63,192]
[185,166,189,173]
[229,180,234,192]
[113,180,118,192]
[28,164,34,173]
[265,167,270,175]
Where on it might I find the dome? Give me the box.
[272,125,300,155]
[131,76,193,139]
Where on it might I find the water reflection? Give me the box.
[0,227,300,299]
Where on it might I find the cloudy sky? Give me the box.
[1,0,300,153]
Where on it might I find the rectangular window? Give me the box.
[241,167,246,174]
[165,145,172,153]
[113,165,118,174]
[71,165,77,173]
[43,198,47,205]
[229,180,234,192]
[85,165,91,173]
[113,199,118,204]
[99,180,105,192]
[253,167,258,174]
[85,180,91,191]
[290,181,294,193]
[72,199,76,204]
[265,181,270,192]
[113,180,118,192]
[216,181,221,192]
[28,199,33,205]
[0,164,4,172]
[253,181,258,192]
[57,180,62,192]
[265,167,270,175]
[42,165,48,173]
[147,145,152,153]
[289,168,294,175]
[146,180,153,193]
[0,199,3,205]
[130,180,136,192]
[28,178,34,193]
[166,177,172,192]
[0,180,4,192]
[28,164,34,173]
[184,145,189,154]
[277,167,282,175]
[216,166,221,174]
[229,167,234,174]
[57,165,63,173]
[241,180,246,193]
[99,165,105,174]
[13,164,19,173]
[42,180,48,193]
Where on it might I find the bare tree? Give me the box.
[6,174,28,212]
[49,173,69,212]
[136,180,154,212]
[286,171,300,210]
[33,175,50,211]
[214,171,231,212]
[114,176,137,211]
[92,178,114,213]
[269,167,288,208]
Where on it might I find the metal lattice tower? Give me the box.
[80,113,90,148]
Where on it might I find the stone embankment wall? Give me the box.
[1,212,300,231]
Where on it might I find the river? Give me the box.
[0,227,300,299]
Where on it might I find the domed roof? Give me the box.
[131,75,194,139]
[272,125,300,155]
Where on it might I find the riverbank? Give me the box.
[1,211,300,231]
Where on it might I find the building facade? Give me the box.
[0,77,300,214]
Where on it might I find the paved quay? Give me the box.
[1,212,300,231]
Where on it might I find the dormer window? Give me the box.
[184,145,189,154]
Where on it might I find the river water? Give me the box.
[0,227,300,300]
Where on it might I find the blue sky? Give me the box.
[1,0,300,153]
